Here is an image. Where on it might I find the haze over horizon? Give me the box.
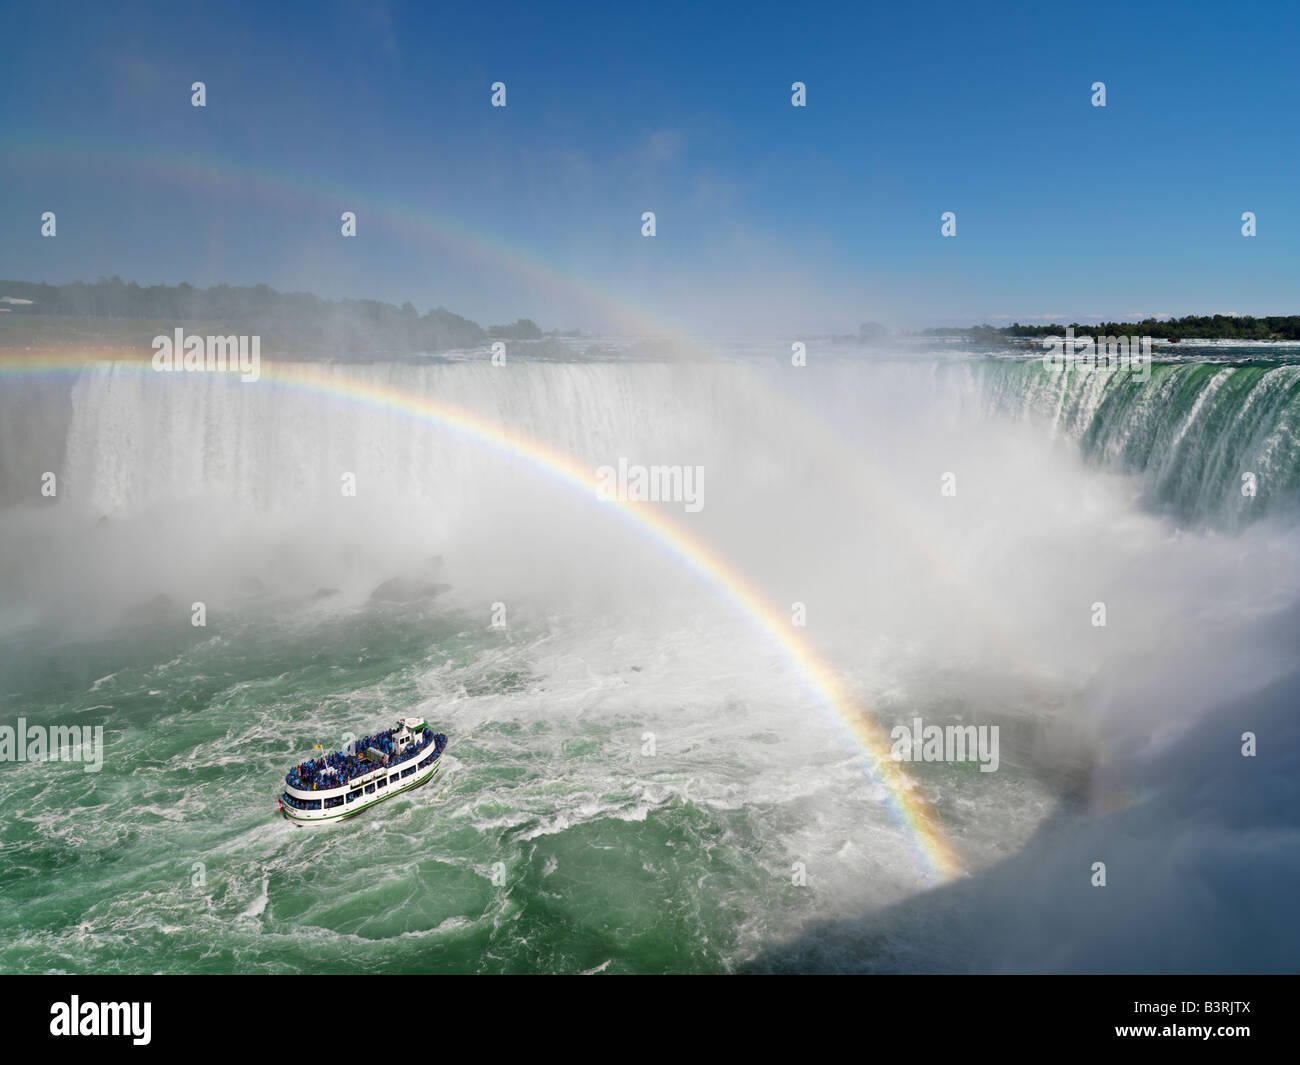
[4,0,1299,336]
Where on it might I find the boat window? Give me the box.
[324,795,344,809]
[401,766,416,778]
[376,777,388,788]
[390,775,399,785]
[365,783,376,794]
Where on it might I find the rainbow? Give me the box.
[3,137,670,337]
[0,350,966,881]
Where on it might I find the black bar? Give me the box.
[1,975,1292,1053]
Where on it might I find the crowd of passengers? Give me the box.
[285,728,444,790]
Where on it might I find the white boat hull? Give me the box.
[280,748,444,825]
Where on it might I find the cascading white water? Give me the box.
[9,351,1300,735]
[9,354,1298,527]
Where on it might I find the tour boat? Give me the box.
[279,717,447,824]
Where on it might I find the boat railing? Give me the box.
[285,731,447,790]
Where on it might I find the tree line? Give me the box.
[0,277,548,351]
[923,315,1300,341]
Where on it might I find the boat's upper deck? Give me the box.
[286,721,446,791]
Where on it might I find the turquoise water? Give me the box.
[0,608,794,973]
[0,587,1037,975]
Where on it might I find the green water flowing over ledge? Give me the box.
[973,360,1300,527]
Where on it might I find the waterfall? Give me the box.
[4,354,1299,531]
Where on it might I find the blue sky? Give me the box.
[3,0,1299,333]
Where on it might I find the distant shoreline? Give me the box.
[0,277,567,356]
[923,314,1300,342]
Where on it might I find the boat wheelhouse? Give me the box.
[279,717,447,824]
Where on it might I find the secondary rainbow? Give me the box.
[3,136,667,337]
